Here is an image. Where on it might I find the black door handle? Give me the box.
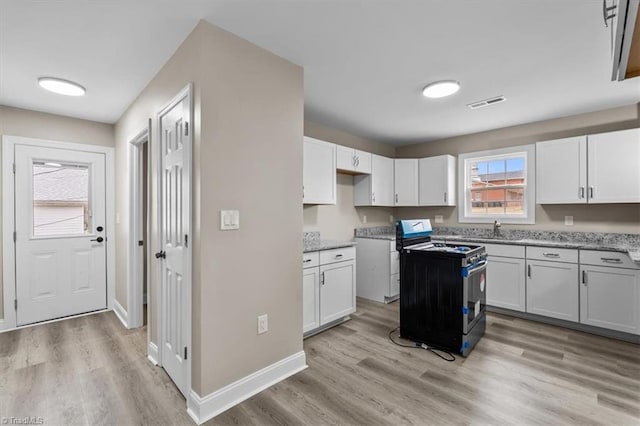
[90,237,104,243]
[155,251,166,259]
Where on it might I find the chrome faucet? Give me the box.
[493,220,501,237]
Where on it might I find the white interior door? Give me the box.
[158,88,191,398]
[14,145,107,326]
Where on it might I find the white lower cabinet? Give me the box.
[303,247,356,335]
[484,244,526,312]
[580,254,640,335]
[527,260,579,322]
[355,238,399,303]
[302,267,320,333]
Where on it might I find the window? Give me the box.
[32,162,90,236]
[458,145,535,224]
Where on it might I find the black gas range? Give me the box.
[396,220,487,357]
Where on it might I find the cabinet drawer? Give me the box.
[303,252,320,269]
[527,246,578,263]
[390,251,399,275]
[320,246,356,265]
[580,250,639,270]
[484,243,525,258]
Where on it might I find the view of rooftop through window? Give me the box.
[468,156,526,216]
[32,163,89,236]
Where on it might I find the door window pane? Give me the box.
[33,162,89,236]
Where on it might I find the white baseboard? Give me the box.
[187,350,307,424]
[112,299,129,328]
[147,341,159,365]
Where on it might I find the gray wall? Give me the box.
[395,104,640,234]
[114,20,304,397]
[0,105,114,320]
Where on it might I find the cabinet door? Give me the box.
[336,145,355,172]
[486,256,526,312]
[588,128,640,203]
[302,267,320,333]
[394,159,419,206]
[580,265,640,334]
[536,136,587,204]
[354,150,372,174]
[371,154,394,206]
[526,260,579,322]
[303,137,336,204]
[320,261,356,325]
[419,155,456,206]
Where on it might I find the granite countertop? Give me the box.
[349,226,640,261]
[303,231,356,253]
[432,234,639,260]
[303,240,357,253]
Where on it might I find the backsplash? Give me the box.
[354,226,395,237]
[303,231,320,244]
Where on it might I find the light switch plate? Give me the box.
[564,216,574,226]
[434,215,444,224]
[220,210,240,230]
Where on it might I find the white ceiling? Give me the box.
[2,0,639,145]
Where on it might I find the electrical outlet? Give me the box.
[564,216,574,226]
[257,314,268,334]
[362,215,367,224]
[434,215,444,224]
[389,215,394,223]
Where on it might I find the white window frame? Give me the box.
[458,144,535,224]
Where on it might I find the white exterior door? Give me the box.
[14,145,107,326]
[158,88,192,397]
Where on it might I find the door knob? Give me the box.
[155,251,166,259]
[90,237,104,243]
[96,226,104,232]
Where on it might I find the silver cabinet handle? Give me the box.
[335,254,343,259]
[372,192,375,203]
[356,156,360,167]
[601,257,622,264]
[582,270,587,284]
[444,192,447,203]
[603,0,616,27]
[395,193,398,203]
[589,186,594,199]
[527,264,532,278]
[579,187,585,199]
[303,259,312,263]
[352,155,356,166]
[321,272,325,285]
[543,253,560,258]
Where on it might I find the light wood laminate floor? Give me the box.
[1,298,639,425]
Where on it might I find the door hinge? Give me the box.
[184,122,189,136]
[13,231,16,242]
[12,163,16,174]
[184,346,188,360]
[185,234,188,248]
[14,299,17,310]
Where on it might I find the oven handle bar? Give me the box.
[462,260,488,277]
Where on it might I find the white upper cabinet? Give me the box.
[336,145,372,174]
[419,155,456,206]
[536,136,587,204]
[536,128,640,204]
[587,128,640,203]
[394,159,419,206]
[303,136,336,205]
[354,154,394,206]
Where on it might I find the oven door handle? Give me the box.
[462,260,488,277]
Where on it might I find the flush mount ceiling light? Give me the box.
[38,77,86,96]
[422,80,460,98]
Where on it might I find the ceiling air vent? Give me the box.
[467,96,507,109]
